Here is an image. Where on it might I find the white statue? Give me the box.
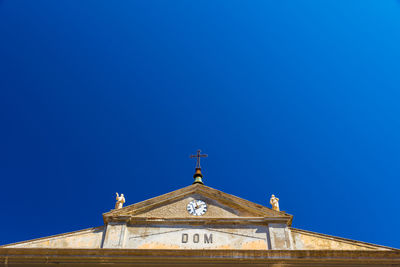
[115,192,125,209]
[270,194,280,211]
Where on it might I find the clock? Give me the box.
[187,200,207,216]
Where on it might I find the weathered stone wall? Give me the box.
[4,225,391,251]
[102,222,127,248]
[3,226,104,249]
[291,228,389,250]
[268,223,293,249]
[124,224,269,250]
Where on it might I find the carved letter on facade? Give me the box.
[204,234,213,244]
[181,234,188,243]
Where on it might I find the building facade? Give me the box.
[1,181,399,266]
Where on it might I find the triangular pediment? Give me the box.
[103,184,292,224]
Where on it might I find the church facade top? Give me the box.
[1,150,399,266]
[2,182,392,251]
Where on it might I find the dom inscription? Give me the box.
[181,233,213,244]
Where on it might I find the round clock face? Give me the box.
[187,200,207,216]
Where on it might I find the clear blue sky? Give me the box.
[0,1,399,248]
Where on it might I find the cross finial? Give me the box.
[190,149,208,168]
[190,149,208,184]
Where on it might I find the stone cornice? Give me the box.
[104,216,291,225]
[1,248,399,266]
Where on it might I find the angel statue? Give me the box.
[115,192,126,209]
[270,194,280,211]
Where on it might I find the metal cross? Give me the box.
[190,149,208,168]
